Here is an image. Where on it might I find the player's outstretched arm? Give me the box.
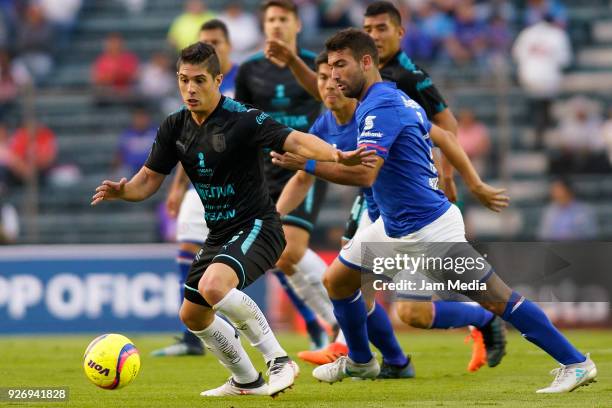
[276,171,315,216]
[429,124,509,212]
[282,130,375,166]
[91,166,166,206]
[265,39,320,101]
[166,163,190,218]
[270,150,383,187]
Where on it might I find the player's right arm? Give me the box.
[265,39,320,101]
[276,170,315,216]
[91,166,165,205]
[270,150,383,187]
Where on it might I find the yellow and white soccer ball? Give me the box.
[83,334,141,390]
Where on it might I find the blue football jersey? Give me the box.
[309,110,380,222]
[356,82,450,237]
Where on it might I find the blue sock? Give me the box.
[178,249,202,347]
[432,300,494,329]
[331,290,372,363]
[502,292,585,365]
[367,302,407,366]
[273,270,317,324]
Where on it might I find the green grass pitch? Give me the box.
[2,330,610,407]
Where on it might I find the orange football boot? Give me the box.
[466,326,487,372]
[297,342,348,365]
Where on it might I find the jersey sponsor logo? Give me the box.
[364,115,377,130]
[271,84,291,108]
[255,112,270,125]
[197,152,213,176]
[271,113,309,129]
[195,183,236,200]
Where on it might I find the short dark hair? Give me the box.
[314,51,328,70]
[365,1,402,26]
[261,0,298,17]
[200,19,230,42]
[176,42,221,77]
[325,28,379,66]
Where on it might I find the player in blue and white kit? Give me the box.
[275,51,508,375]
[306,29,596,393]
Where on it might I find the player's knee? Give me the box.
[322,266,360,299]
[277,242,307,275]
[397,301,433,329]
[198,274,233,306]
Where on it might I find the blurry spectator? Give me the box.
[401,8,437,62]
[0,49,31,119]
[91,33,139,105]
[294,0,319,43]
[411,2,454,60]
[138,52,178,113]
[218,2,262,63]
[15,4,54,82]
[167,0,216,52]
[538,178,598,241]
[0,198,19,244]
[524,0,567,28]
[601,107,612,166]
[512,15,571,149]
[444,1,488,66]
[487,14,512,58]
[117,0,147,14]
[111,107,157,176]
[9,119,57,183]
[548,96,608,174]
[0,123,29,187]
[39,0,82,50]
[457,108,490,175]
[319,0,353,29]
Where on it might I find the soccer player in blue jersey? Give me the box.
[274,51,511,377]
[292,28,596,393]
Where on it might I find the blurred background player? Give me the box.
[235,0,338,348]
[266,1,505,371]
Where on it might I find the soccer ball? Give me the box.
[83,334,141,390]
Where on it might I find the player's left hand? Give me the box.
[336,147,377,167]
[470,182,509,212]
[265,39,294,68]
[270,151,307,171]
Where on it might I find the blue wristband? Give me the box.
[304,159,317,175]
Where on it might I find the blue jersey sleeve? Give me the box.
[357,106,403,160]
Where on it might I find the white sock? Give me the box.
[190,315,259,384]
[214,288,286,363]
[287,250,337,327]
